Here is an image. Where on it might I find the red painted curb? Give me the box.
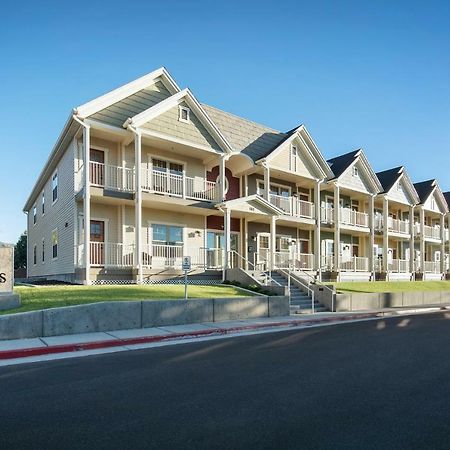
[0,313,380,361]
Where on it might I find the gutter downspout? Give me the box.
[127,124,143,284]
[73,115,91,285]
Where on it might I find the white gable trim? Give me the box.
[384,168,420,205]
[256,125,332,179]
[337,151,382,194]
[125,89,233,154]
[422,182,449,214]
[75,67,180,119]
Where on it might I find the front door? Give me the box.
[90,220,105,265]
[90,149,105,186]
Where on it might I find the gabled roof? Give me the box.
[443,192,450,210]
[414,179,449,213]
[216,194,284,215]
[201,104,288,162]
[376,166,419,204]
[414,179,437,204]
[75,67,180,119]
[124,89,233,154]
[327,150,360,178]
[327,149,382,193]
[257,125,333,179]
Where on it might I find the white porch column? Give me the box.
[383,196,389,273]
[219,155,227,202]
[333,183,340,274]
[420,207,425,273]
[134,129,143,284]
[369,195,375,279]
[270,215,276,271]
[263,163,270,201]
[244,218,249,270]
[314,180,321,278]
[409,206,415,274]
[440,213,446,274]
[83,124,91,285]
[223,208,231,275]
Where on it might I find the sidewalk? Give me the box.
[0,307,446,366]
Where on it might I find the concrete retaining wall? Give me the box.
[334,290,450,312]
[0,296,290,340]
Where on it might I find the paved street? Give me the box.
[2,312,450,449]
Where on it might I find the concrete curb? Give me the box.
[0,312,382,361]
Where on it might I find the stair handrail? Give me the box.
[279,268,315,314]
[228,250,265,271]
[290,267,336,312]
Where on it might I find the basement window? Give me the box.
[179,106,190,123]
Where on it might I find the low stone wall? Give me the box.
[0,296,290,340]
[334,290,450,312]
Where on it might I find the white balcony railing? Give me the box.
[422,260,441,273]
[321,255,334,271]
[142,169,217,202]
[340,256,369,272]
[76,242,135,267]
[340,208,369,228]
[423,225,442,240]
[142,243,184,267]
[389,259,410,273]
[387,218,410,234]
[321,207,334,224]
[90,162,135,192]
[268,194,315,219]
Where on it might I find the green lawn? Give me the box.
[5,284,253,315]
[328,281,450,294]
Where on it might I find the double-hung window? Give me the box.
[290,145,299,172]
[33,205,37,225]
[52,229,58,259]
[52,172,58,203]
[152,224,183,259]
[33,245,37,265]
[152,159,184,195]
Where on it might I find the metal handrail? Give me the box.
[279,268,315,313]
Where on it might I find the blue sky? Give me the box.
[1,0,449,243]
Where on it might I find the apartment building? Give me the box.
[23,68,450,284]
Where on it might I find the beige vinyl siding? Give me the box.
[339,162,371,194]
[27,139,76,277]
[386,178,415,205]
[271,141,317,179]
[89,80,172,127]
[141,102,222,152]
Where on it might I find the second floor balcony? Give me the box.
[374,216,410,235]
[415,223,442,240]
[321,207,369,228]
[268,194,315,219]
[88,162,218,202]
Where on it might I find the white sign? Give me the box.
[0,243,14,294]
[182,256,191,271]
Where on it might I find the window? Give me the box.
[352,166,359,177]
[33,204,37,225]
[152,224,183,245]
[42,239,45,263]
[430,197,436,210]
[290,145,299,172]
[52,229,58,259]
[257,181,290,197]
[397,182,403,192]
[52,172,58,203]
[33,245,37,265]
[179,106,190,123]
[42,191,45,215]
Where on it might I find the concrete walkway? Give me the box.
[0,307,446,366]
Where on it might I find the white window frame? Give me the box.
[290,144,299,172]
[52,228,58,260]
[33,204,37,225]
[257,180,291,197]
[179,105,190,123]
[352,165,358,177]
[52,171,58,205]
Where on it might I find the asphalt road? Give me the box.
[2,313,450,449]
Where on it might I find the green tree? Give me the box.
[14,232,27,270]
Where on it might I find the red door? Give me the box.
[90,220,105,265]
[90,149,105,186]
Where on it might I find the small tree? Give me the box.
[14,231,27,270]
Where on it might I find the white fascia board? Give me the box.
[23,112,75,212]
[298,126,334,178]
[126,89,233,154]
[75,67,180,119]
